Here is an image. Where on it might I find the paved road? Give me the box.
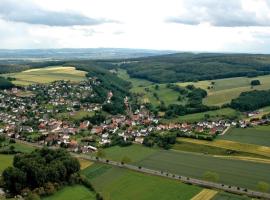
[15,139,270,199]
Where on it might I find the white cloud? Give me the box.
[0,0,270,53]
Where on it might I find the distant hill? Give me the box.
[121,53,270,83]
[0,48,176,61]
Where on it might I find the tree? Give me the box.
[121,156,132,164]
[25,192,40,200]
[257,181,270,192]
[203,171,219,182]
[155,85,159,90]
[96,149,106,158]
[251,80,261,86]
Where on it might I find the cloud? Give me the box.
[167,0,270,27]
[0,0,113,26]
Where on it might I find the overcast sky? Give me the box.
[0,0,270,53]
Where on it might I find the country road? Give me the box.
[14,139,270,199]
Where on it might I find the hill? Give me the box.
[121,53,270,83]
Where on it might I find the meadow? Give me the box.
[161,108,241,123]
[101,144,158,163]
[137,150,270,190]
[82,163,202,200]
[220,126,270,147]
[178,75,270,106]
[2,66,86,85]
[42,185,95,200]
[0,154,13,173]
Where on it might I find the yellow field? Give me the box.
[191,189,218,200]
[3,66,87,86]
[177,75,270,106]
[78,158,93,170]
[177,138,270,158]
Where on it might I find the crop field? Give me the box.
[3,66,87,85]
[101,144,158,163]
[0,154,13,173]
[137,150,270,190]
[219,126,270,147]
[78,158,93,170]
[42,185,95,200]
[177,75,270,106]
[82,163,202,200]
[162,108,241,123]
[177,138,270,158]
[191,189,218,200]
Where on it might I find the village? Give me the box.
[0,78,270,154]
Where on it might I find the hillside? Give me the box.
[121,53,270,83]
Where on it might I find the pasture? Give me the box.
[178,75,270,106]
[101,144,158,163]
[0,154,13,173]
[3,66,86,85]
[137,150,270,190]
[82,163,202,200]
[220,126,270,147]
[56,110,95,121]
[162,108,241,123]
[42,185,95,200]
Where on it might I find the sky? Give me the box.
[0,0,270,53]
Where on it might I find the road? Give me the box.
[15,139,270,199]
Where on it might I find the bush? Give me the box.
[257,181,270,192]
[251,80,261,86]
[203,171,219,182]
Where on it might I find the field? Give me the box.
[177,138,270,158]
[78,158,93,170]
[82,163,202,200]
[191,189,218,200]
[101,144,158,163]
[220,126,270,147]
[177,75,270,106]
[2,66,86,85]
[137,150,270,190]
[0,154,13,173]
[56,110,95,121]
[212,192,250,200]
[42,185,95,200]
[162,108,241,123]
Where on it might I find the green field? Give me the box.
[82,163,201,200]
[220,126,270,147]
[117,68,153,88]
[101,144,158,163]
[42,185,95,200]
[178,75,270,106]
[56,110,95,121]
[162,108,241,123]
[137,150,270,190]
[213,192,250,200]
[2,66,86,86]
[0,154,13,173]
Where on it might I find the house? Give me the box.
[135,137,144,144]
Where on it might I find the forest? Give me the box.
[231,90,270,111]
[120,53,270,83]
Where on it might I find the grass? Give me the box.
[101,144,158,163]
[161,108,241,123]
[117,68,153,88]
[42,185,95,200]
[132,83,186,106]
[219,126,270,147]
[177,138,270,158]
[56,110,95,121]
[83,163,202,200]
[0,154,13,173]
[177,74,270,106]
[212,192,250,200]
[2,66,86,86]
[137,149,270,190]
